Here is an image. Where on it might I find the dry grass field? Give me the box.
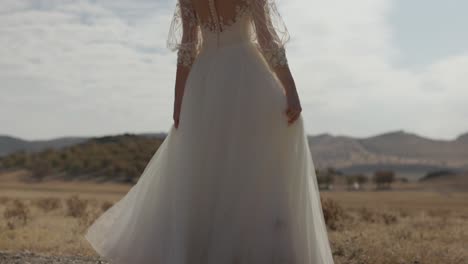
[320,192,468,264]
[0,170,467,264]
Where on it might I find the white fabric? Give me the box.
[167,0,290,69]
[85,8,335,264]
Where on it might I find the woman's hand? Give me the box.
[285,90,302,125]
[271,64,301,126]
[173,109,180,129]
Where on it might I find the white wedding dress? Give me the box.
[85,0,335,263]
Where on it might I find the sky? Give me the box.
[0,0,467,141]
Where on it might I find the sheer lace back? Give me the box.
[192,0,250,33]
[167,0,290,69]
[197,0,252,50]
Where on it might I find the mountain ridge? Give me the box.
[0,135,88,156]
[306,130,468,176]
[1,131,467,178]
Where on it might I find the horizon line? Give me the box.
[1,129,467,143]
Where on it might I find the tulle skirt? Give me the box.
[84,41,335,264]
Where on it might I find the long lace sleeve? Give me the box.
[249,0,290,69]
[166,0,202,68]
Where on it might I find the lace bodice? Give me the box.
[167,0,290,70]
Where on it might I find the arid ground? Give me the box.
[0,170,467,264]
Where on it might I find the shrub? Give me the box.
[33,197,61,212]
[358,207,399,225]
[0,196,11,204]
[4,199,30,228]
[101,201,114,212]
[381,212,398,225]
[420,169,457,181]
[373,170,395,189]
[321,197,346,230]
[317,175,334,190]
[356,174,368,185]
[30,161,52,181]
[358,207,378,223]
[66,195,88,218]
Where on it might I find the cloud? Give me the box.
[282,0,468,140]
[0,0,177,139]
[0,0,467,140]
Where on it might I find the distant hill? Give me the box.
[1,130,467,181]
[0,135,88,156]
[418,171,468,192]
[308,130,468,178]
[456,132,468,143]
[0,133,167,157]
[0,134,165,183]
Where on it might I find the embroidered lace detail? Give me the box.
[262,46,288,68]
[200,0,250,33]
[220,3,251,30]
[167,0,291,69]
[168,0,201,68]
[178,0,199,67]
[177,48,197,67]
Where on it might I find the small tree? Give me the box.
[345,175,356,190]
[373,170,395,190]
[317,175,334,190]
[345,174,367,191]
[398,177,409,183]
[30,161,52,181]
[356,174,368,186]
[317,167,336,190]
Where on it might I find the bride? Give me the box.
[85,0,335,263]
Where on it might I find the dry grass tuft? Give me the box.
[0,187,467,263]
[66,195,88,218]
[100,201,114,212]
[33,197,61,213]
[0,196,11,204]
[3,199,31,229]
[321,197,348,231]
[329,213,468,264]
[356,207,398,225]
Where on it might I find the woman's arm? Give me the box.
[168,0,200,129]
[250,0,302,125]
[273,66,302,125]
[173,64,191,129]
